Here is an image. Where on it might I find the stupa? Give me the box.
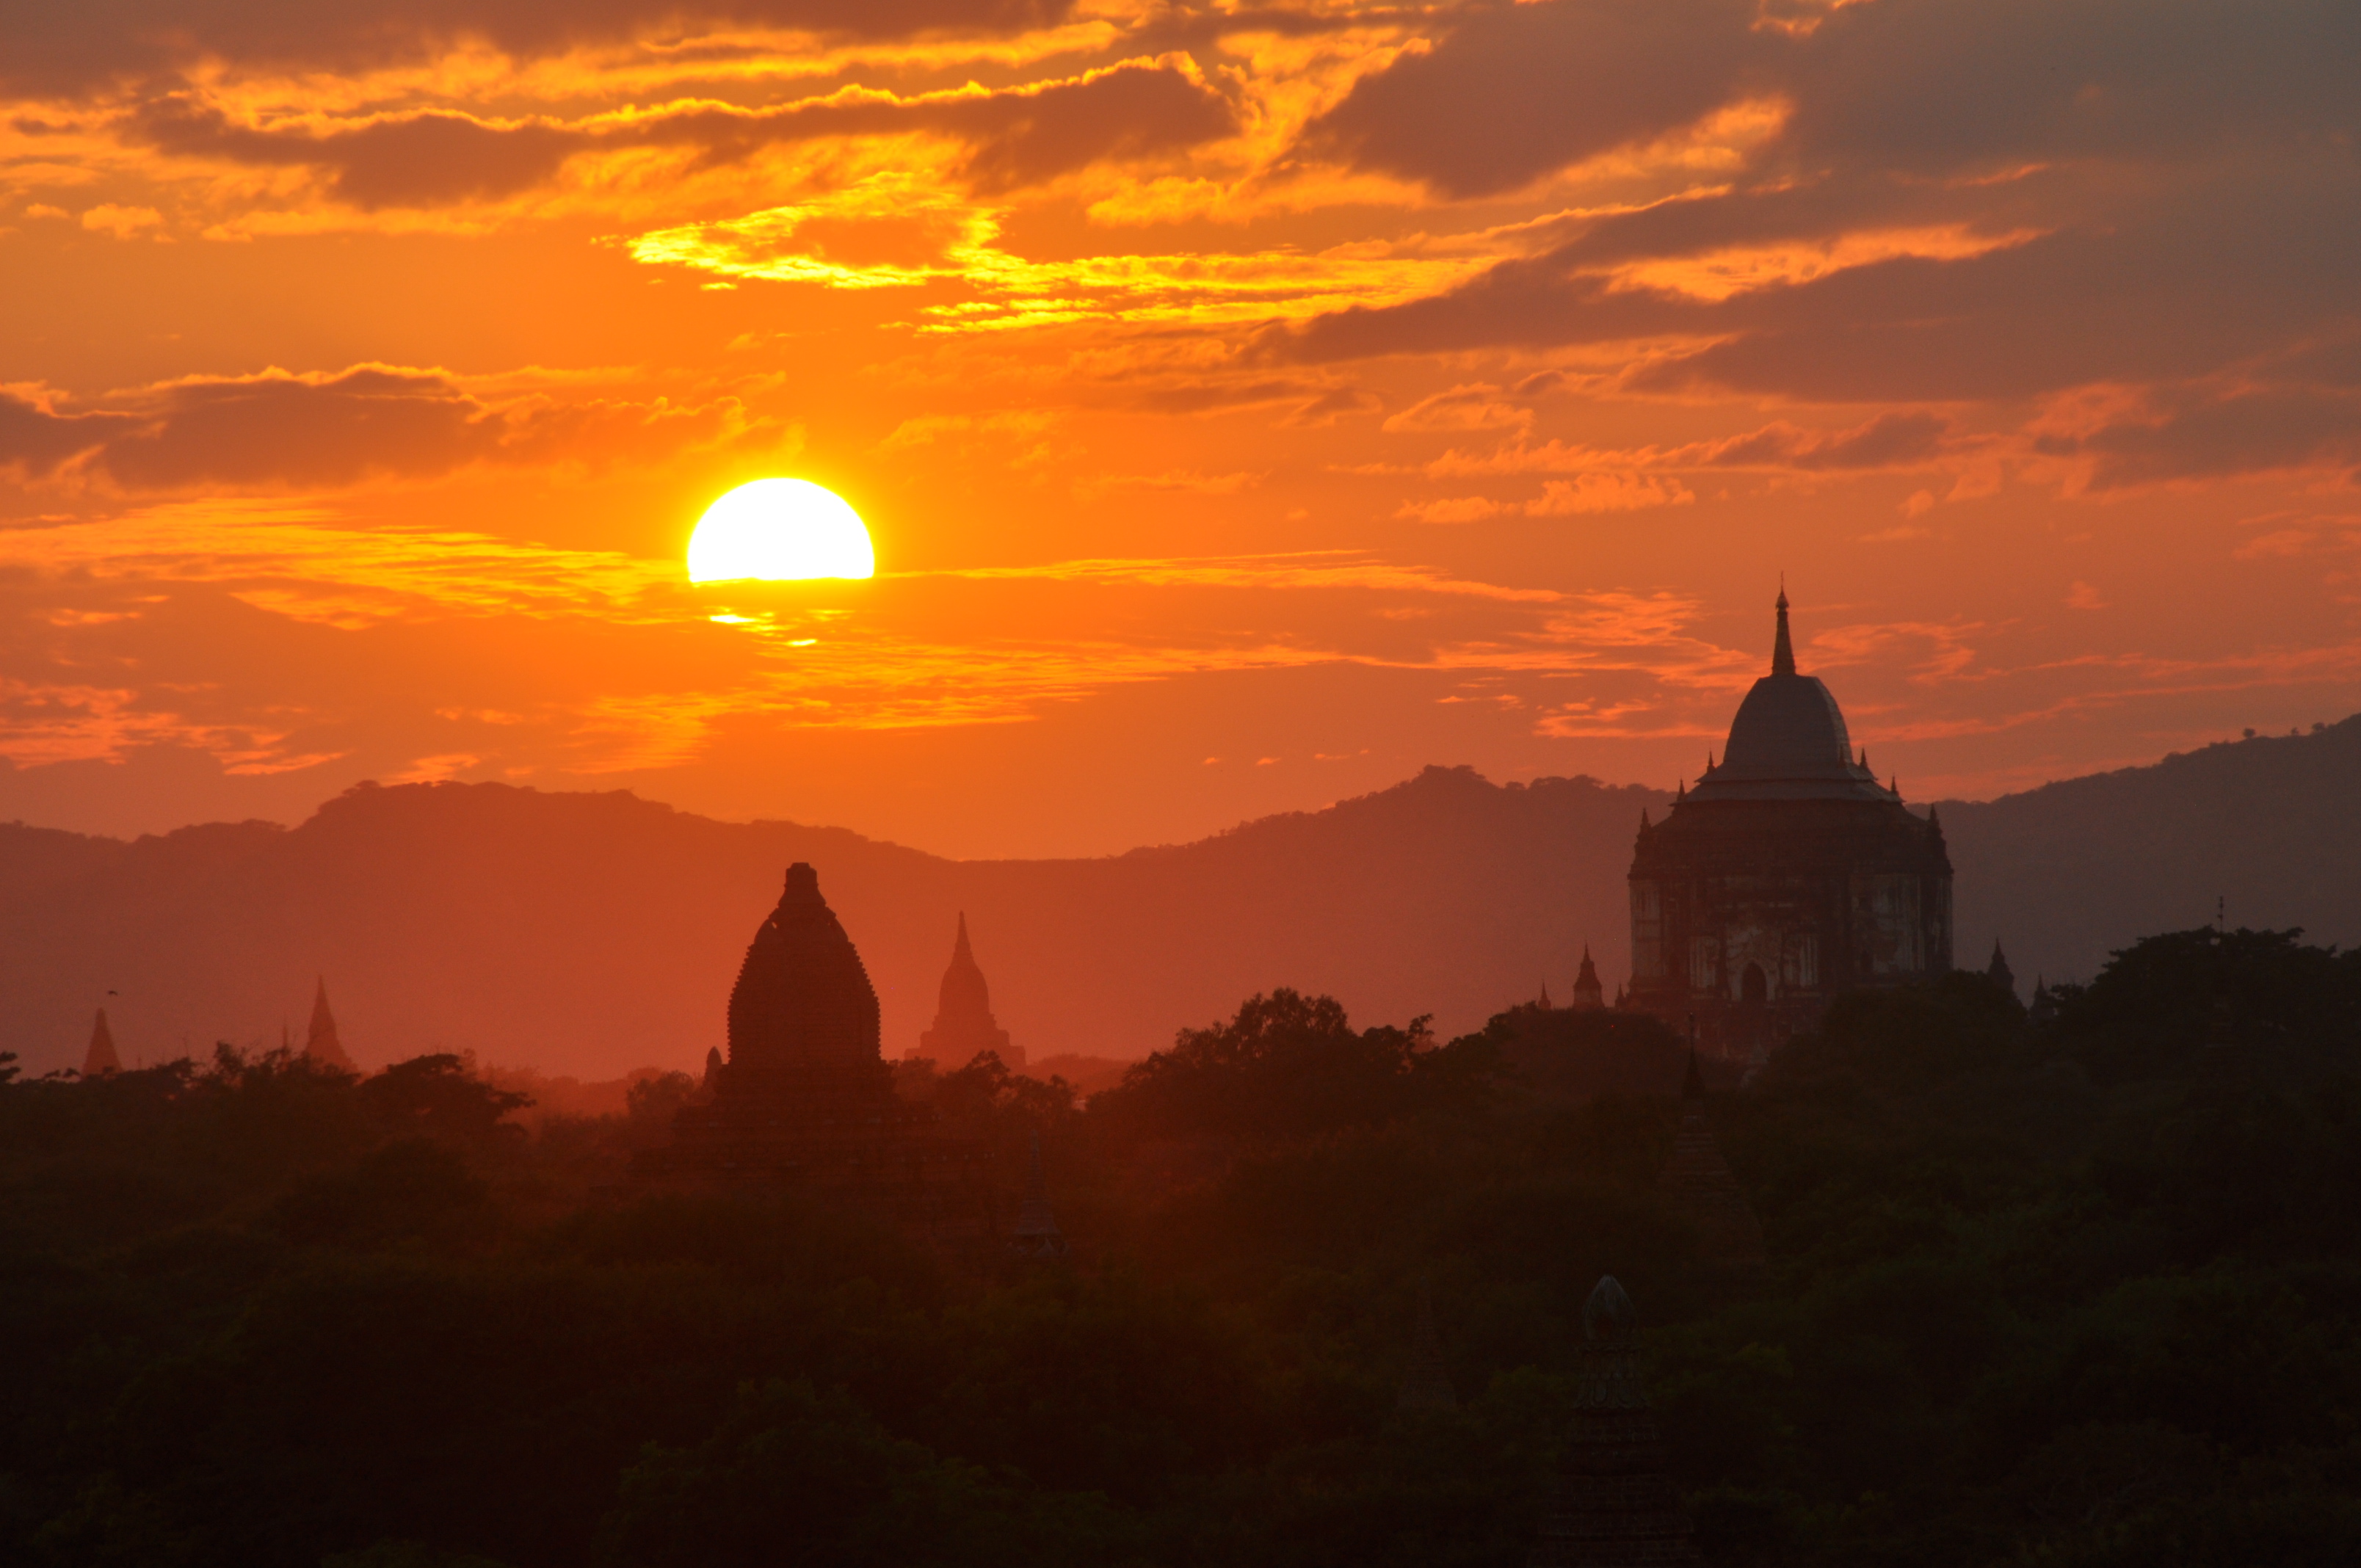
[915,913,1020,1069]
[83,1009,121,1077]
[305,979,358,1071]
[1528,1277,1700,1567]
[1572,947,1606,1011]
[651,863,990,1244]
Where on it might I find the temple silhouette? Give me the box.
[83,1009,120,1077]
[913,912,1020,1069]
[305,979,357,1071]
[1625,590,1954,1061]
[1529,1276,1700,1566]
[649,863,990,1244]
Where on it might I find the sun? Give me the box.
[686,479,875,583]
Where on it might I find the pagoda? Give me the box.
[1624,589,1952,1062]
[305,978,358,1071]
[1529,1277,1700,1567]
[915,913,1020,1070]
[651,863,990,1244]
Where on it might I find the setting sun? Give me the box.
[686,479,875,584]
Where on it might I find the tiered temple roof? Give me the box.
[1528,1277,1700,1567]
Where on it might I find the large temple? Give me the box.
[1625,591,1953,1062]
[650,863,990,1244]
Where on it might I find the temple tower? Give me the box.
[1529,1277,1700,1567]
[1661,1053,1767,1277]
[83,1009,120,1077]
[1625,590,1952,1062]
[1985,940,2016,998]
[305,979,358,1071]
[917,913,1020,1069]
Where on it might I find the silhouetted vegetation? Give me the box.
[6,929,2361,1567]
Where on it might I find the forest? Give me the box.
[5,926,2361,1568]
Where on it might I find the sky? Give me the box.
[4,0,2358,859]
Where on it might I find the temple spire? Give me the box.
[1573,946,1605,1010]
[305,978,358,1072]
[84,1008,121,1077]
[1771,585,1796,676]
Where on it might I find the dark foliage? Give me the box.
[5,929,2361,1567]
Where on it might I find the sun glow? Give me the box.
[686,479,875,583]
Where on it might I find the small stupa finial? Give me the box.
[1771,584,1796,676]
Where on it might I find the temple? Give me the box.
[83,1009,120,1077]
[1986,940,2017,998]
[650,863,990,1244]
[305,979,358,1071]
[1528,1277,1700,1567]
[1624,590,1953,1062]
[914,913,1020,1070]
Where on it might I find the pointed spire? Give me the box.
[1771,584,1796,676]
[1009,1130,1069,1261]
[1538,979,1553,1009]
[84,1008,121,1078]
[1987,940,2016,996]
[1573,946,1605,1010]
[1675,778,1685,801]
[952,910,973,962]
[1638,807,1651,830]
[702,1046,724,1092]
[1396,1282,1458,1412]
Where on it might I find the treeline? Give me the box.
[4,929,2361,1567]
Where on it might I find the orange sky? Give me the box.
[4,0,2357,857]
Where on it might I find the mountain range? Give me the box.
[7,716,2357,1079]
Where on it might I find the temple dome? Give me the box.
[1689,592,1895,803]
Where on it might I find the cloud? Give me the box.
[1303,0,1772,198]
[3,0,1075,97]
[1397,472,1691,522]
[1381,382,1530,435]
[5,366,761,493]
[131,54,1231,210]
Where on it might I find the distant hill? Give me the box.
[6,716,2358,1078]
